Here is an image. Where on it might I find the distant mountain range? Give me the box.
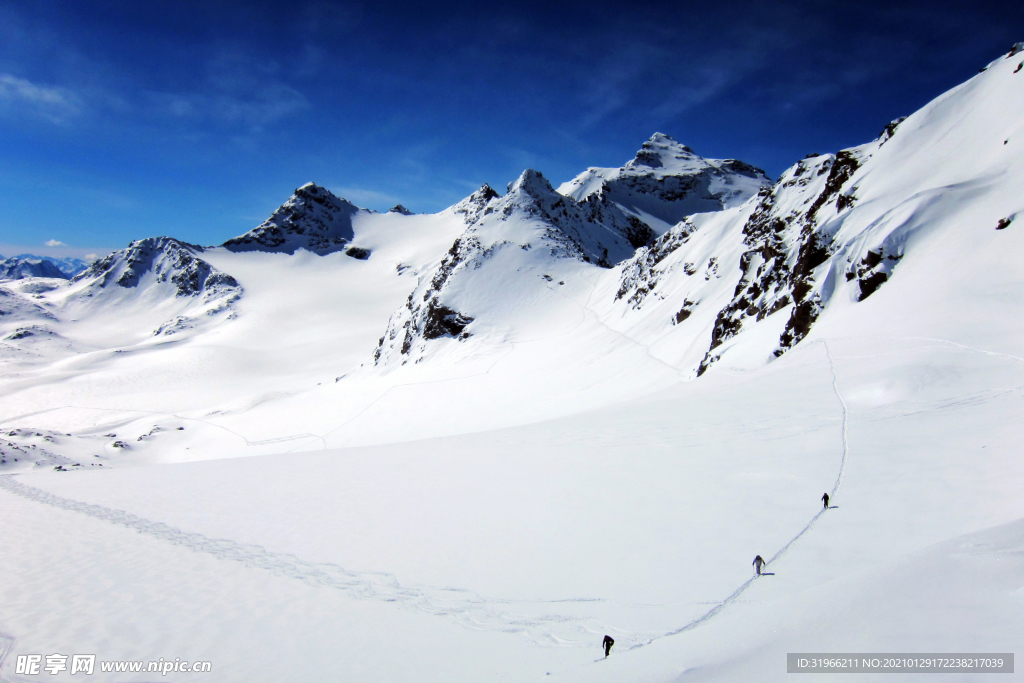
[0,254,93,279]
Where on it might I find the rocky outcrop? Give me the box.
[695,150,869,374]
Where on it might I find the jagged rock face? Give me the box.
[222,183,360,254]
[695,146,884,373]
[603,46,1024,377]
[558,133,772,233]
[451,170,646,268]
[0,258,68,280]
[450,184,500,225]
[388,204,414,215]
[371,232,481,367]
[614,218,704,310]
[74,237,241,302]
[67,237,243,337]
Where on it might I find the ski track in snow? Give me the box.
[886,335,1024,366]
[626,339,848,652]
[0,337,860,659]
[0,474,656,649]
[561,272,687,379]
[823,340,849,497]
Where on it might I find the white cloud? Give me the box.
[45,239,66,247]
[84,253,99,261]
[0,73,80,123]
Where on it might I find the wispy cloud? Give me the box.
[0,73,80,123]
[146,49,312,133]
[149,82,309,132]
[45,239,66,247]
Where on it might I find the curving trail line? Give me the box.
[627,338,850,651]
[0,474,655,649]
[822,340,850,497]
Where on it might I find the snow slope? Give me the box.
[0,44,1023,683]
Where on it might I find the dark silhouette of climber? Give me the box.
[822,492,830,509]
[753,555,766,575]
[603,635,614,657]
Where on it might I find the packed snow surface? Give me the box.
[1,45,1023,682]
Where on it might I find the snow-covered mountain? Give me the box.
[558,133,772,234]
[0,236,242,373]
[74,237,238,299]
[0,256,69,280]
[222,182,369,256]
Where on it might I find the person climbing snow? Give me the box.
[822,492,830,509]
[603,635,614,657]
[753,554,766,575]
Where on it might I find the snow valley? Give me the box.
[1,43,1023,683]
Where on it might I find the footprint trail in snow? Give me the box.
[0,474,658,649]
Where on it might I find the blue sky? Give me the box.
[0,0,1019,258]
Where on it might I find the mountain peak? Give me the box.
[222,183,360,254]
[507,169,555,198]
[626,133,700,170]
[450,183,500,225]
[557,134,771,233]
